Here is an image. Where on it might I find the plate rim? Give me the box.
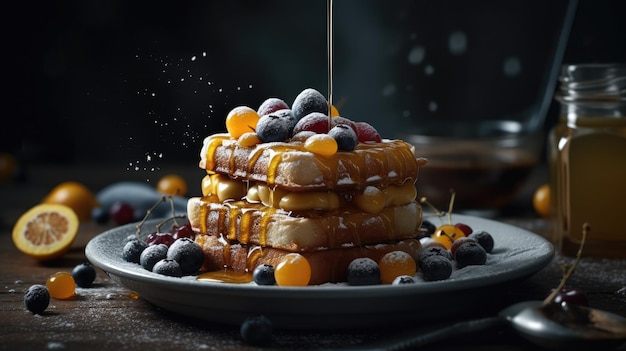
[85,215,555,329]
[86,214,554,298]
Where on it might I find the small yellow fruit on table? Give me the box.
[533,184,550,218]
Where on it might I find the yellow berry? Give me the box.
[237,132,262,148]
[225,106,259,139]
[304,134,338,157]
[330,105,340,117]
[46,271,75,299]
[533,184,550,218]
[0,152,17,182]
[156,174,187,197]
[432,224,466,250]
[274,253,311,286]
[379,251,417,284]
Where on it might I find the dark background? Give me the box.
[3,0,625,172]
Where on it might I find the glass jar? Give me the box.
[549,63,626,257]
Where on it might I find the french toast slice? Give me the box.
[187,196,423,252]
[199,133,427,191]
[195,234,421,285]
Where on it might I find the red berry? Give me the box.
[257,98,289,117]
[550,288,589,306]
[450,236,476,257]
[172,222,195,240]
[354,121,382,143]
[455,223,473,236]
[146,232,175,247]
[292,112,330,135]
[109,202,135,225]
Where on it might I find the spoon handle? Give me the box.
[368,316,507,351]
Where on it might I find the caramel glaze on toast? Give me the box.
[199,133,427,191]
[188,196,423,252]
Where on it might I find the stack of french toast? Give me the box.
[188,89,426,284]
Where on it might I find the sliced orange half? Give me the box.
[12,203,79,261]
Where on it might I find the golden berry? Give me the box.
[225,106,259,139]
[46,271,76,299]
[379,251,417,284]
[274,253,311,286]
[304,134,338,157]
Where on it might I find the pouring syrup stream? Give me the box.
[327,0,334,127]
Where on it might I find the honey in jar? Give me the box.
[549,63,626,257]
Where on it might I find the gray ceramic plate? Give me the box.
[85,214,554,330]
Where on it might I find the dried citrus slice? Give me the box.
[12,203,79,261]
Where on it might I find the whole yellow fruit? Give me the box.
[156,174,188,197]
[225,106,259,139]
[0,152,17,182]
[42,181,98,221]
[533,184,550,218]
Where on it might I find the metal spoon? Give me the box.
[343,301,626,350]
[501,301,626,349]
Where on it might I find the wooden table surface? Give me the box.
[1,164,625,351]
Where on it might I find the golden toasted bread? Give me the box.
[195,234,421,285]
[187,196,422,252]
[199,133,426,192]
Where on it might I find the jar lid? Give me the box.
[557,63,626,101]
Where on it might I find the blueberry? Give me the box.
[91,206,109,224]
[346,257,380,286]
[240,315,273,346]
[420,219,437,235]
[291,88,328,121]
[392,275,416,285]
[420,255,453,281]
[122,238,148,264]
[418,246,452,270]
[468,230,494,253]
[166,238,204,275]
[24,284,50,314]
[140,244,168,271]
[328,124,358,151]
[152,259,183,277]
[71,263,97,288]
[255,109,296,143]
[253,264,276,286]
[454,241,487,268]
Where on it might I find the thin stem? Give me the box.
[167,195,181,227]
[447,190,456,225]
[543,222,589,305]
[419,197,444,217]
[136,196,167,236]
[156,214,187,233]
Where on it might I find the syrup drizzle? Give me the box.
[327,0,334,126]
[203,134,422,191]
